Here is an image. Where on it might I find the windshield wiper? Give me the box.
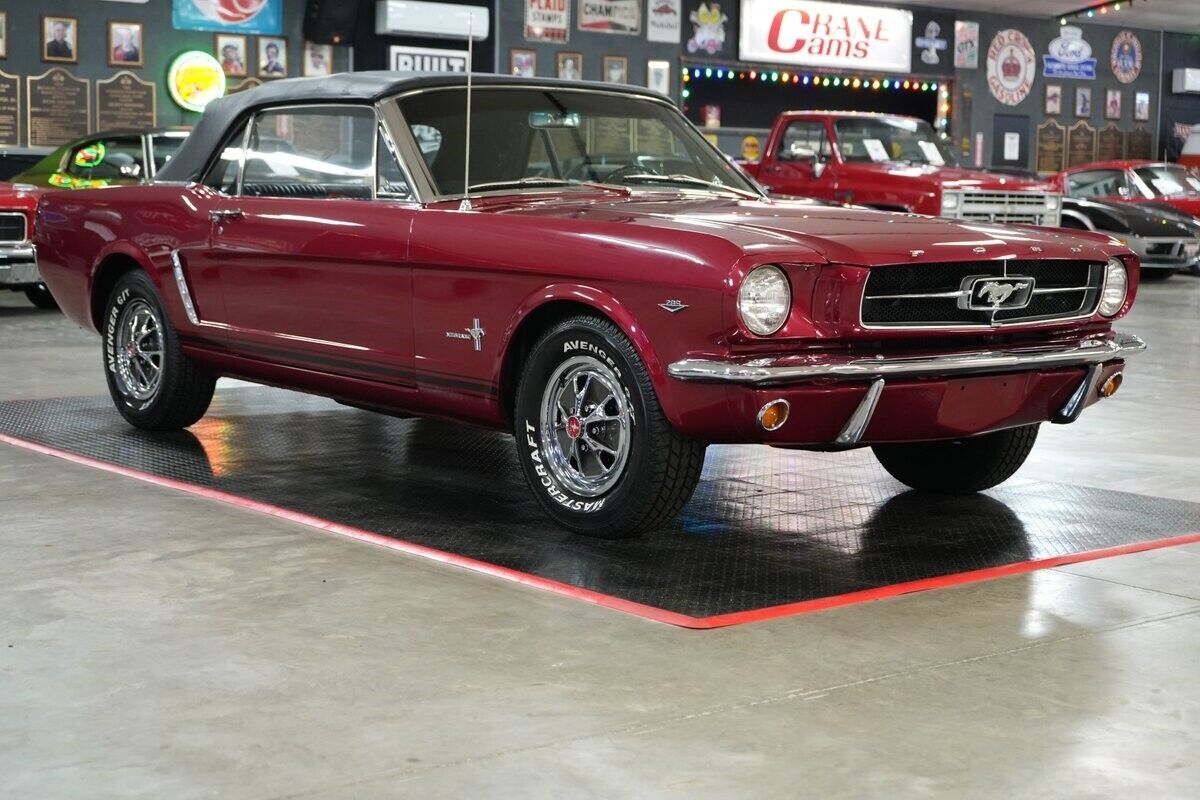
[615,173,761,199]
[466,177,583,192]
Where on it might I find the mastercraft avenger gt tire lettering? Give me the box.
[514,315,706,538]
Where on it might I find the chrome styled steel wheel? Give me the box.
[113,297,165,402]
[538,355,631,497]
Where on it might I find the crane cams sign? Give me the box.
[739,0,913,73]
[987,29,1036,106]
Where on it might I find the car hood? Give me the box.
[841,162,1050,193]
[469,192,1122,267]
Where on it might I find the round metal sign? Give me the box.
[987,29,1036,107]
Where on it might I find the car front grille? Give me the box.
[0,212,27,244]
[861,259,1104,328]
[952,192,1058,226]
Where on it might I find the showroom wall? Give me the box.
[1160,32,1200,160]
[0,0,346,145]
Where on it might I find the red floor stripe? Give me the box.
[3,431,1198,630]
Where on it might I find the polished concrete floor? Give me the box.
[1,277,1198,799]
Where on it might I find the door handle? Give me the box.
[209,209,244,222]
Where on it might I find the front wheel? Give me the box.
[24,283,58,309]
[872,424,1039,494]
[102,270,216,431]
[514,315,706,538]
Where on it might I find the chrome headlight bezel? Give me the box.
[737,264,792,336]
[1098,257,1129,318]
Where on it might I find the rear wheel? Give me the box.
[102,270,215,431]
[872,424,1039,494]
[513,315,705,538]
[24,283,58,309]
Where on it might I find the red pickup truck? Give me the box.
[742,111,1062,227]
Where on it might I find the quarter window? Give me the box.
[240,106,377,199]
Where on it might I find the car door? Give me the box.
[757,120,835,201]
[206,104,419,385]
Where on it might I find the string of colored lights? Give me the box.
[681,66,953,130]
[1059,0,1140,24]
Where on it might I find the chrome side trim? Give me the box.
[170,250,200,325]
[834,378,884,446]
[1052,363,1103,425]
[667,332,1146,385]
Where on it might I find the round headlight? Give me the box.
[1098,258,1128,317]
[738,265,791,335]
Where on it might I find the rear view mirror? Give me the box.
[529,111,582,129]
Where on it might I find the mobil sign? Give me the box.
[739,0,913,73]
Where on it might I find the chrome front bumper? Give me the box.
[0,243,39,287]
[667,332,1146,386]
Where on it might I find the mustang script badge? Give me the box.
[446,318,486,351]
[961,276,1036,311]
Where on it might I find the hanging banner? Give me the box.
[647,0,682,43]
[172,0,283,36]
[526,0,569,43]
[987,29,1035,106]
[954,20,978,69]
[1043,26,1096,80]
[739,0,913,73]
[578,0,641,35]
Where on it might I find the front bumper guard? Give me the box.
[668,332,1146,446]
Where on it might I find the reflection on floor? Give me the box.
[2,386,1199,625]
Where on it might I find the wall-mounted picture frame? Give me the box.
[303,42,332,76]
[647,60,670,96]
[108,21,143,68]
[0,13,8,60]
[509,48,536,78]
[1105,89,1121,120]
[1045,84,1062,116]
[258,37,288,79]
[42,15,78,64]
[556,51,582,81]
[602,55,628,84]
[1074,86,1091,118]
[216,34,248,77]
[1134,91,1150,122]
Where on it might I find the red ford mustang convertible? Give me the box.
[35,74,1145,537]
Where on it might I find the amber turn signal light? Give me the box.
[1099,372,1123,399]
[757,399,790,431]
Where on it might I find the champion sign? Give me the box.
[739,0,913,73]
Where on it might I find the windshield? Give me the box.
[1132,165,1200,197]
[396,87,760,197]
[834,117,955,166]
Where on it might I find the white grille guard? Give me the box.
[667,332,1146,386]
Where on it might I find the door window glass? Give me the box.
[780,122,830,161]
[64,136,144,182]
[241,105,377,199]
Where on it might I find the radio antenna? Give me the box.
[459,11,474,211]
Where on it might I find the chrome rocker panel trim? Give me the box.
[667,332,1146,385]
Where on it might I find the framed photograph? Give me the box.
[1134,91,1151,122]
[258,37,288,79]
[42,16,78,63]
[602,55,628,84]
[303,42,332,76]
[509,48,536,78]
[1105,89,1122,120]
[646,60,670,96]
[108,21,143,68]
[556,51,582,81]
[0,13,8,60]
[1075,86,1091,118]
[1045,84,1062,116]
[216,34,248,77]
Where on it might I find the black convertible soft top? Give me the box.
[156,71,663,183]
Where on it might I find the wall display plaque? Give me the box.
[0,70,20,148]
[1096,124,1125,163]
[96,71,156,131]
[227,77,262,95]
[1126,126,1152,160]
[1035,120,1066,174]
[27,68,90,147]
[1066,121,1097,168]
[588,116,633,153]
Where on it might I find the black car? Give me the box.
[1061,196,1200,279]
